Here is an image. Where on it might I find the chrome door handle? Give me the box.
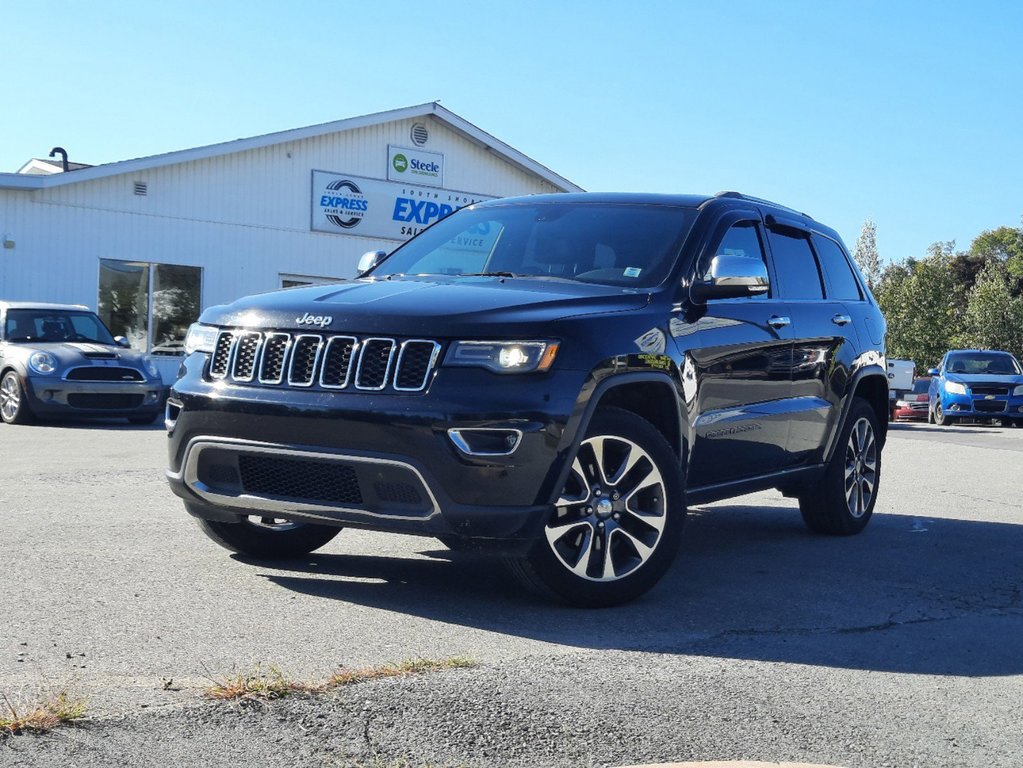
[831,314,852,326]
[767,315,791,329]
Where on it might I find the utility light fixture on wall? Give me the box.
[1,234,14,249]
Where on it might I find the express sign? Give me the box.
[311,171,493,241]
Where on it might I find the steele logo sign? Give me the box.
[295,312,333,328]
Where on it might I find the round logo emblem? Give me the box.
[392,154,408,173]
[323,179,366,229]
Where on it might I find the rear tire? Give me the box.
[0,371,34,425]
[507,407,685,607]
[799,398,881,536]
[196,515,342,558]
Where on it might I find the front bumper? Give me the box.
[940,391,1023,418]
[26,375,165,417]
[166,354,586,542]
[893,403,928,420]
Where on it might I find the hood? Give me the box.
[946,372,1023,386]
[201,276,652,336]
[26,341,149,365]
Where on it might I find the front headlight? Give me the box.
[444,341,559,374]
[945,381,967,395]
[143,354,160,378]
[1013,384,1023,397]
[184,323,219,355]
[28,351,58,375]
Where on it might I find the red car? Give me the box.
[893,377,932,421]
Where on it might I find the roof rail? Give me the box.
[714,190,809,219]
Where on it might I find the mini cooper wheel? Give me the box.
[0,371,34,425]
[508,408,685,607]
[195,513,342,558]
[799,398,881,535]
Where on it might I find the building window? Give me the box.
[279,273,341,289]
[98,259,202,355]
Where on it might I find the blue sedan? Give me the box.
[928,349,1023,426]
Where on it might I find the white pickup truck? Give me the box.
[887,358,916,418]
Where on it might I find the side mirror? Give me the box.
[357,250,387,275]
[927,368,940,377]
[114,336,130,348]
[690,255,769,303]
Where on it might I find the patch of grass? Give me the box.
[327,657,477,688]
[204,657,477,702]
[1,691,87,736]
[204,664,323,701]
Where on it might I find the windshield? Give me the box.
[4,308,116,345]
[373,202,697,288]
[945,352,1022,375]
[910,378,931,394]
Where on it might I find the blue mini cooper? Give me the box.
[928,349,1023,426]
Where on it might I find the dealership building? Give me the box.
[0,103,581,381]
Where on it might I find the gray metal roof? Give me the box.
[0,103,582,193]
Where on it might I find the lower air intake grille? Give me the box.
[67,393,146,410]
[237,455,363,504]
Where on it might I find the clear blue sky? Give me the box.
[3,0,1020,263]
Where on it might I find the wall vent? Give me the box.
[133,181,148,196]
[410,123,429,146]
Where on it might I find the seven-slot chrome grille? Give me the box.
[209,330,440,392]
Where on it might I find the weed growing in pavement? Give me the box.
[204,664,324,701]
[328,656,477,688]
[0,690,88,736]
[204,657,477,702]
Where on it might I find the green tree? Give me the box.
[852,219,881,290]
[957,262,1023,359]
[874,243,961,370]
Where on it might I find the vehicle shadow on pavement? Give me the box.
[254,504,1023,678]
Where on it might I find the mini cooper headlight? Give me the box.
[445,341,559,374]
[1014,384,1023,397]
[28,351,58,375]
[945,381,968,395]
[143,354,160,378]
[184,323,219,355]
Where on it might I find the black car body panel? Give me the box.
[166,192,888,555]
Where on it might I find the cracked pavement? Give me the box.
[1,420,1022,766]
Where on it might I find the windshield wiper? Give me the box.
[457,271,520,278]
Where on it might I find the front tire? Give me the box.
[799,398,881,535]
[507,408,685,607]
[196,514,342,558]
[0,371,34,425]
[933,400,955,426]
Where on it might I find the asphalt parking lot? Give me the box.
[1,419,1022,767]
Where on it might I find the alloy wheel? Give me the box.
[1,375,21,421]
[844,417,877,519]
[248,516,301,531]
[545,434,667,582]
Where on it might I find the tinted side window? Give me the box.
[767,228,823,300]
[814,235,862,301]
[699,221,769,299]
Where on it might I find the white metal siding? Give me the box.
[0,115,564,381]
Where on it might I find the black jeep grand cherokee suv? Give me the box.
[167,192,887,606]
